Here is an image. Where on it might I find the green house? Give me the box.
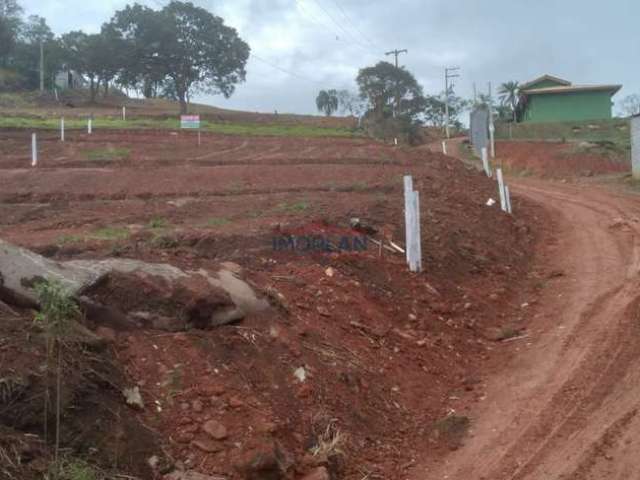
[517,75,621,123]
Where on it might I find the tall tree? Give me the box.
[337,89,366,117]
[498,80,519,121]
[356,61,423,120]
[0,0,23,65]
[316,89,339,116]
[109,1,250,113]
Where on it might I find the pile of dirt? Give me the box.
[494,140,630,178]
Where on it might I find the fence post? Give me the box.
[31,133,37,167]
[496,168,507,212]
[404,175,422,273]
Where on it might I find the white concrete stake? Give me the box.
[481,147,492,177]
[394,137,398,146]
[87,118,93,135]
[413,190,422,272]
[122,106,126,121]
[60,117,65,142]
[198,129,201,146]
[442,140,447,155]
[505,185,512,214]
[403,175,422,273]
[496,168,507,212]
[31,133,37,167]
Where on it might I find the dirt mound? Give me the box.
[495,140,629,178]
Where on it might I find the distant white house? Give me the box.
[54,69,85,90]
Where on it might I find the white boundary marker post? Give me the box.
[413,190,422,272]
[403,175,422,273]
[198,129,201,146]
[481,147,492,177]
[442,140,447,155]
[404,176,414,268]
[394,137,398,146]
[60,117,65,142]
[88,118,93,135]
[496,168,507,212]
[122,106,126,121]
[31,133,37,167]
[505,185,512,214]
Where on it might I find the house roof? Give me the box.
[523,84,622,96]
[520,74,571,90]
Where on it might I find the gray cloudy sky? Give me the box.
[20,0,640,116]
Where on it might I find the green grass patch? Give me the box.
[91,227,130,241]
[276,201,309,213]
[55,234,84,245]
[204,217,231,227]
[148,217,169,229]
[85,147,130,162]
[0,115,358,138]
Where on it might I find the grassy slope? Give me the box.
[0,116,357,138]
[0,91,358,138]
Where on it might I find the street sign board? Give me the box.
[180,115,201,129]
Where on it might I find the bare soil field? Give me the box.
[493,140,630,178]
[0,128,542,479]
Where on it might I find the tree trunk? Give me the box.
[89,76,96,103]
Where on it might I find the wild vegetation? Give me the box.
[0,0,249,113]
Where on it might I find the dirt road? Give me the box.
[412,179,640,479]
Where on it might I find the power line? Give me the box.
[329,0,380,50]
[251,53,324,85]
[302,0,378,55]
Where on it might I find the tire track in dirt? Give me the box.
[412,179,640,480]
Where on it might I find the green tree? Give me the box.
[0,0,23,66]
[316,89,339,116]
[109,1,250,113]
[498,80,519,121]
[356,61,423,119]
[0,16,14,62]
[337,89,366,117]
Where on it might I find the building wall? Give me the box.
[522,91,614,123]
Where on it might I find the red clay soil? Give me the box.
[494,140,629,178]
[0,130,543,479]
[410,178,640,480]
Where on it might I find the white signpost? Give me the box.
[403,175,422,273]
[181,115,201,145]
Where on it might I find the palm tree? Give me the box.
[316,89,339,116]
[498,81,520,122]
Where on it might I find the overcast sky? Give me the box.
[19,0,640,116]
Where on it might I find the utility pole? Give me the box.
[444,66,460,138]
[39,41,44,93]
[385,48,408,117]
